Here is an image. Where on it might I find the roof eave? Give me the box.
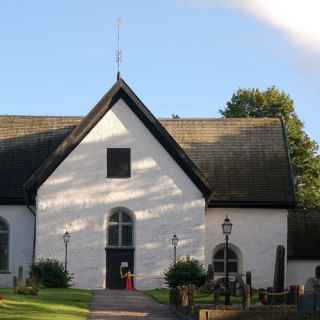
[207,200,296,209]
[0,197,28,205]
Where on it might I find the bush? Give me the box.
[30,258,73,288]
[164,258,206,288]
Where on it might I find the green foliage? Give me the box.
[220,86,320,209]
[164,258,206,288]
[30,258,73,288]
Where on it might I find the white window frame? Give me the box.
[107,208,134,248]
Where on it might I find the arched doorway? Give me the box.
[105,207,134,289]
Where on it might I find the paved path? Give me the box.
[89,290,179,320]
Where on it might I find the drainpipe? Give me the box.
[23,189,37,264]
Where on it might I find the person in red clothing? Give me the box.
[126,270,134,291]
[120,267,134,291]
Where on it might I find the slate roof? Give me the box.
[161,118,295,207]
[0,80,295,207]
[0,115,81,204]
[0,115,294,207]
[288,210,320,260]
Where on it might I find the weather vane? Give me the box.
[116,18,122,80]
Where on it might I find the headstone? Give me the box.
[207,264,214,282]
[18,266,23,282]
[242,284,251,310]
[187,285,195,306]
[12,276,17,291]
[273,245,285,293]
[179,286,189,307]
[246,271,252,297]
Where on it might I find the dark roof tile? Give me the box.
[160,118,294,205]
[0,115,294,206]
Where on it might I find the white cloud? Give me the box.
[180,0,320,55]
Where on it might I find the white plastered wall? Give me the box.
[205,208,288,289]
[0,206,34,288]
[36,99,205,289]
[287,260,320,286]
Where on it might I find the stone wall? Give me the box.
[197,307,320,320]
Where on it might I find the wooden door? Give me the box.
[106,248,134,289]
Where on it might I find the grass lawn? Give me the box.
[0,288,92,320]
[145,288,260,305]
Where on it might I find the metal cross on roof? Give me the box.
[116,18,122,80]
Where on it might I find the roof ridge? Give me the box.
[0,115,83,119]
[159,117,280,121]
[0,115,280,121]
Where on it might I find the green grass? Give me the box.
[145,288,171,304]
[0,288,92,320]
[145,288,259,305]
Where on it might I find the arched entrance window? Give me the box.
[108,208,133,247]
[106,208,135,289]
[0,218,9,272]
[213,246,239,274]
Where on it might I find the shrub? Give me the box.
[30,258,73,288]
[164,258,206,288]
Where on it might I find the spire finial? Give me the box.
[116,18,122,80]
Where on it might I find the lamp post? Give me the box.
[171,234,179,264]
[222,215,232,305]
[62,231,71,272]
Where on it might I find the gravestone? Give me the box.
[207,264,214,282]
[246,271,252,297]
[12,276,17,292]
[273,245,285,293]
[18,266,23,282]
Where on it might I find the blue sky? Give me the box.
[1,0,319,146]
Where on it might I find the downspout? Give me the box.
[23,189,37,264]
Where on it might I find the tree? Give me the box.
[220,86,320,208]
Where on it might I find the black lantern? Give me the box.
[222,216,232,236]
[222,215,232,305]
[171,234,179,264]
[63,231,71,272]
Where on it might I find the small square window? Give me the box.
[107,148,131,178]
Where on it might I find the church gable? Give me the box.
[24,79,210,203]
[37,97,206,204]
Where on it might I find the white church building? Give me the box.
[0,78,318,289]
